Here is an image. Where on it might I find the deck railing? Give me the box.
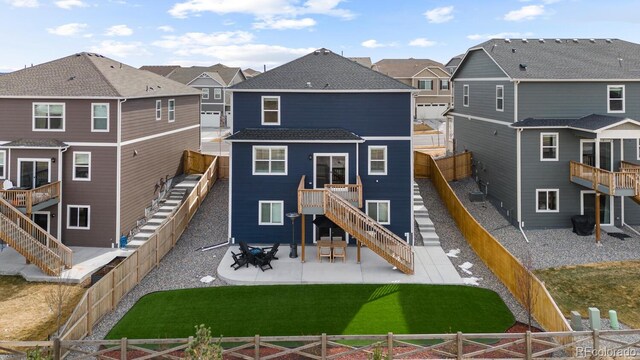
[621,160,640,173]
[325,176,363,207]
[0,181,61,215]
[297,176,325,214]
[570,161,638,195]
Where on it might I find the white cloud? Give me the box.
[90,40,150,58]
[157,25,175,33]
[153,31,254,54]
[169,0,353,19]
[168,44,316,69]
[467,32,534,41]
[47,23,88,36]
[361,39,396,48]
[253,17,316,30]
[5,0,39,7]
[105,24,134,36]
[55,0,87,9]
[424,6,454,24]
[409,38,436,47]
[504,5,545,21]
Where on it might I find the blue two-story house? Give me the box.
[226,48,415,274]
[450,39,640,232]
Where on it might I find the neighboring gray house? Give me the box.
[445,54,463,75]
[142,64,246,128]
[451,38,640,230]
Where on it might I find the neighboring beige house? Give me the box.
[243,68,261,78]
[348,57,373,68]
[374,58,451,120]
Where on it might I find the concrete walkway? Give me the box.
[217,245,463,285]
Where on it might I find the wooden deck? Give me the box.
[0,181,61,215]
[569,161,638,196]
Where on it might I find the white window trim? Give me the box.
[607,85,625,113]
[365,200,391,225]
[214,88,222,100]
[462,85,469,107]
[155,100,162,121]
[67,205,90,230]
[258,200,284,225]
[535,189,559,213]
[417,79,433,90]
[72,151,91,181]
[91,103,110,132]
[32,102,65,132]
[540,132,559,161]
[0,150,5,179]
[201,88,209,100]
[368,146,388,175]
[252,145,288,175]
[261,96,281,126]
[168,99,176,123]
[440,80,449,90]
[496,85,504,112]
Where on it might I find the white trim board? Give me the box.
[448,112,512,126]
[120,124,200,146]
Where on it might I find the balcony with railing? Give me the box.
[570,161,638,197]
[298,176,362,214]
[0,181,61,215]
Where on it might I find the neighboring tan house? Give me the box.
[142,64,246,128]
[226,48,415,274]
[374,58,451,120]
[451,38,640,229]
[243,68,261,78]
[348,57,373,68]
[0,52,201,252]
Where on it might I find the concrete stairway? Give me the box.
[413,182,440,246]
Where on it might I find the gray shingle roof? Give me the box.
[231,49,413,91]
[472,38,640,79]
[0,53,201,98]
[1,139,68,148]
[512,114,632,131]
[374,58,446,78]
[225,128,363,142]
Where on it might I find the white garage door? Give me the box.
[201,111,221,127]
[416,103,447,120]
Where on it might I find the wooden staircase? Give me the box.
[298,176,414,274]
[0,198,73,276]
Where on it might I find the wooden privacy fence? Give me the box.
[3,329,640,359]
[414,151,472,181]
[426,154,572,338]
[58,152,219,341]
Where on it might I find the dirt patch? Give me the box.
[414,123,434,132]
[0,276,85,340]
[91,256,126,285]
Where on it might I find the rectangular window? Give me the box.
[368,146,387,175]
[536,189,559,213]
[67,205,90,229]
[366,200,390,225]
[72,152,91,181]
[168,99,175,122]
[202,88,209,100]
[540,133,559,161]
[608,85,625,113]
[496,85,504,112]
[91,103,109,132]
[214,88,222,100]
[258,201,283,225]
[253,146,287,175]
[462,85,469,107]
[417,80,433,90]
[440,80,449,90]
[33,103,65,131]
[155,100,162,120]
[262,96,280,125]
[0,150,5,179]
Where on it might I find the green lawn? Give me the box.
[107,284,514,339]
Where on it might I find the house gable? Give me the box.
[452,49,509,79]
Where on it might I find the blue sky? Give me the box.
[2,0,640,72]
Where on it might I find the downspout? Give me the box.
[57,146,68,241]
[514,80,529,243]
[116,98,126,247]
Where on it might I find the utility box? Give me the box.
[588,307,601,330]
[469,191,486,202]
[571,311,583,331]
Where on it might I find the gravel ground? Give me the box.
[86,180,230,340]
[415,179,530,325]
[451,178,640,270]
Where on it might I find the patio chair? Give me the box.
[332,240,347,263]
[230,251,249,270]
[239,241,264,266]
[260,243,280,260]
[317,239,332,262]
[255,245,279,271]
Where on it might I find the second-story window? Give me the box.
[463,85,469,107]
[214,88,222,100]
[168,99,175,122]
[418,80,433,90]
[155,100,162,120]
[33,103,64,131]
[262,96,280,125]
[202,88,209,100]
[496,85,504,112]
[73,152,91,181]
[608,85,624,113]
[253,146,287,175]
[0,150,5,179]
[368,146,387,175]
[440,80,449,90]
[91,103,109,132]
[540,133,559,161]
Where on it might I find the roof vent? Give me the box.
[519,64,527,70]
[87,53,93,57]
[572,39,579,43]
[323,49,330,55]
[589,39,596,43]
[504,38,511,43]
[511,48,516,53]
[68,76,75,81]
[522,38,528,43]
[606,39,612,43]
[314,50,320,55]
[110,65,115,68]
[305,81,312,88]
[555,39,562,43]
[538,39,545,43]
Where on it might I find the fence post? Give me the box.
[321,333,327,360]
[52,338,61,360]
[456,331,463,360]
[112,269,117,310]
[254,335,260,360]
[592,329,600,352]
[120,337,127,360]
[525,331,532,360]
[86,290,92,336]
[387,332,393,359]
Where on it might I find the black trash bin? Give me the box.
[571,215,595,236]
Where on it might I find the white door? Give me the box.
[200,111,221,127]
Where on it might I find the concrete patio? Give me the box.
[217,245,463,285]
